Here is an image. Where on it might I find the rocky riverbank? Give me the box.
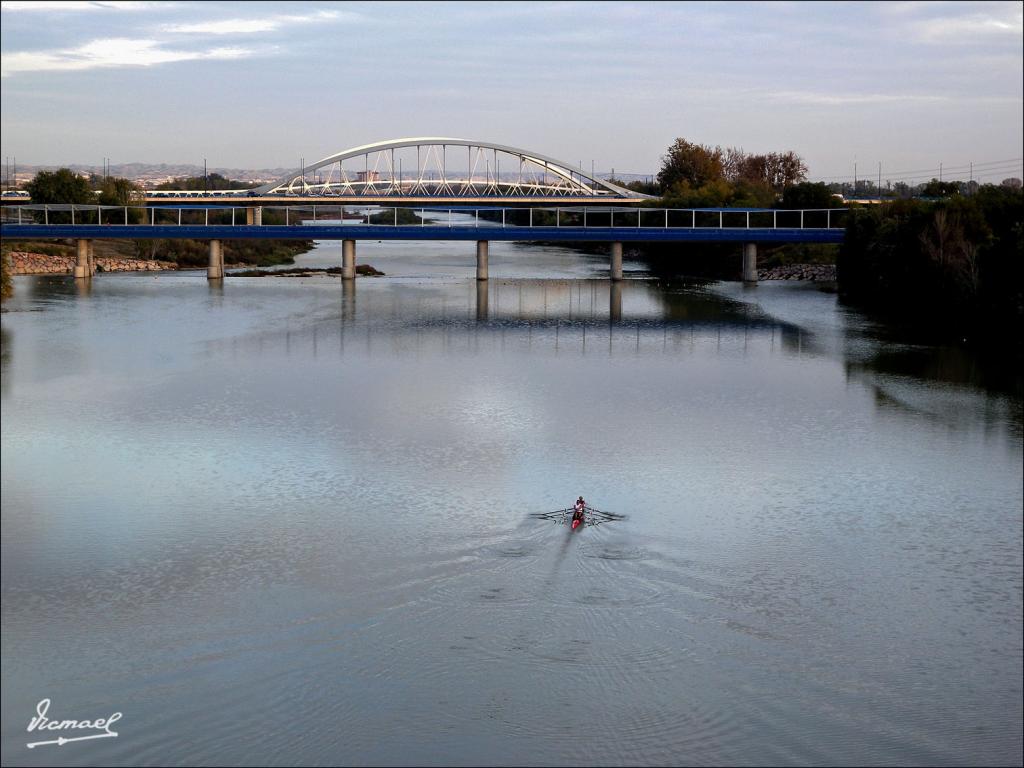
[758,263,835,281]
[7,251,177,275]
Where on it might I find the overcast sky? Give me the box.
[1,0,1021,183]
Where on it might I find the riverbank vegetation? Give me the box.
[3,234,311,270]
[15,170,313,270]
[154,173,257,192]
[1,252,11,300]
[134,238,312,268]
[651,138,809,207]
[603,137,836,279]
[838,184,1023,346]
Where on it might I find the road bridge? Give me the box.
[1,204,845,283]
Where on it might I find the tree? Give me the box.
[762,151,808,191]
[722,147,752,183]
[779,182,841,209]
[838,186,1021,337]
[25,168,93,204]
[657,139,724,191]
[722,148,807,192]
[892,181,912,199]
[920,178,960,198]
[96,177,143,207]
[729,180,775,208]
[661,178,732,207]
[155,173,256,191]
[94,177,145,223]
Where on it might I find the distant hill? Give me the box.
[11,163,293,186]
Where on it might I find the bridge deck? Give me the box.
[0,224,845,244]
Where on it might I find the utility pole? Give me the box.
[878,162,882,203]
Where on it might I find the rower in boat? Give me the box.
[572,497,586,529]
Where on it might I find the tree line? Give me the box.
[607,138,814,208]
[838,184,1022,345]
[609,138,1022,348]
[18,169,310,268]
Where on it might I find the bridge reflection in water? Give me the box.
[201,278,815,362]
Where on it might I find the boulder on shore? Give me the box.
[6,251,177,275]
[757,264,836,282]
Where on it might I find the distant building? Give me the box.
[356,171,380,183]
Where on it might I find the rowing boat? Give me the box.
[533,505,623,528]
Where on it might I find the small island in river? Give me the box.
[229,265,385,277]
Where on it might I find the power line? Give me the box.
[874,164,1022,184]
[809,157,1022,182]
[595,157,1023,185]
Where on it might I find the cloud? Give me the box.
[767,89,951,106]
[164,18,281,35]
[911,6,1023,42]
[0,1,155,10]
[917,16,1022,41]
[765,88,1022,109]
[1,37,250,77]
[164,9,349,36]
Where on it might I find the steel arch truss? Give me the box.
[254,138,644,199]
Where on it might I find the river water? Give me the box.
[1,235,1021,766]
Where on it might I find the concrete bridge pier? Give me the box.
[207,240,224,280]
[73,239,94,279]
[610,242,623,282]
[742,243,758,283]
[342,239,356,280]
[246,207,263,226]
[476,240,489,281]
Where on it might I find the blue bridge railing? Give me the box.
[0,205,848,244]
[1,204,848,230]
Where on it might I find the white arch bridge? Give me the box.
[147,137,648,203]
